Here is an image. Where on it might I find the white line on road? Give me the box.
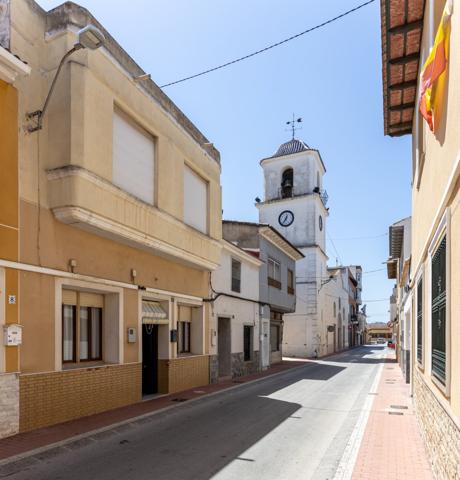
[332,358,384,480]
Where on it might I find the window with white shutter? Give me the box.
[113,109,155,204]
[183,165,208,233]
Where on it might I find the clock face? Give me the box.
[319,215,323,231]
[278,210,294,227]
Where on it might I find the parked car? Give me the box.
[376,338,386,344]
[387,340,396,349]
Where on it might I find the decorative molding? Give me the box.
[52,206,219,271]
[0,46,30,84]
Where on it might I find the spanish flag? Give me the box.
[419,0,453,132]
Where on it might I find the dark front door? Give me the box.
[142,324,158,395]
[218,317,231,377]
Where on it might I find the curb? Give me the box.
[0,361,310,469]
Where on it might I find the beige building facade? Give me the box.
[0,0,222,436]
[380,0,460,477]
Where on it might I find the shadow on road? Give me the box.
[3,350,377,480]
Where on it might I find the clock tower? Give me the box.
[256,137,329,357]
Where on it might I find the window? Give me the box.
[417,277,423,364]
[287,269,294,295]
[333,302,336,317]
[62,291,103,364]
[268,258,281,289]
[178,306,192,354]
[184,165,208,233]
[231,258,241,293]
[431,236,446,384]
[270,324,280,352]
[281,168,293,198]
[243,325,253,361]
[178,321,191,354]
[113,108,155,204]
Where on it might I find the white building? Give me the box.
[210,240,263,379]
[256,138,330,357]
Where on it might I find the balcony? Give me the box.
[46,165,221,271]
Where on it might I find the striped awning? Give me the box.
[142,301,168,325]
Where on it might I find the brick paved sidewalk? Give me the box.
[352,353,433,480]
[0,360,306,464]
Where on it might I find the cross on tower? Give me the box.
[286,114,302,139]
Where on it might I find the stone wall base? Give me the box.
[414,369,460,479]
[231,351,260,378]
[0,373,19,439]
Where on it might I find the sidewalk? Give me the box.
[0,360,306,464]
[352,352,433,480]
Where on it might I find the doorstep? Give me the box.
[0,360,306,465]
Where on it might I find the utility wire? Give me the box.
[331,232,388,241]
[326,231,343,266]
[160,0,376,88]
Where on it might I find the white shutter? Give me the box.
[113,109,154,204]
[183,165,207,233]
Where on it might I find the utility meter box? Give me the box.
[3,324,22,346]
[127,327,137,343]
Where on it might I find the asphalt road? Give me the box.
[1,346,386,480]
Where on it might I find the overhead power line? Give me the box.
[331,232,388,241]
[160,0,376,88]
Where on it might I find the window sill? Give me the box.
[268,277,281,289]
[431,372,450,399]
[62,361,111,371]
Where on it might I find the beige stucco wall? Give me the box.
[10,0,222,272]
[411,0,460,421]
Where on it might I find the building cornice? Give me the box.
[0,46,31,83]
[222,240,263,267]
[53,206,219,271]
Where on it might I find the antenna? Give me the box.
[286,114,302,139]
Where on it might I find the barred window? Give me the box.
[231,258,241,293]
[431,236,446,384]
[416,277,423,364]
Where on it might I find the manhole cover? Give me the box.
[390,405,408,409]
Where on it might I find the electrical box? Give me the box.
[127,327,137,343]
[170,329,178,343]
[3,324,22,346]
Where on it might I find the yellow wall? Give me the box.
[0,79,20,373]
[412,1,460,419]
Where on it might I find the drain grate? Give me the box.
[390,405,408,409]
[233,380,245,384]
[171,398,188,402]
[388,411,404,416]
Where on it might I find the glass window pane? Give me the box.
[80,307,89,360]
[91,308,102,360]
[63,305,75,362]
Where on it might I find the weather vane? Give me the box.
[286,114,302,139]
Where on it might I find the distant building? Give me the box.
[387,217,412,383]
[366,323,392,344]
[210,240,263,380]
[222,221,304,366]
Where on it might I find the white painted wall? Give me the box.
[210,242,261,357]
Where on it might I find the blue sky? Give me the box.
[37,0,412,323]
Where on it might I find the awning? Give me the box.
[142,301,169,325]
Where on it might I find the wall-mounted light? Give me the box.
[27,25,105,132]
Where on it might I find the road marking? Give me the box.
[331,361,383,480]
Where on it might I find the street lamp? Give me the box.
[27,25,105,132]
